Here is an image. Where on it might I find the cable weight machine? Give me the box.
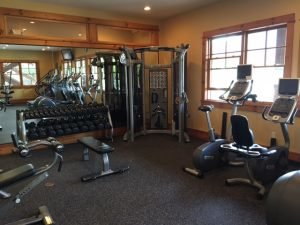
[120,44,190,143]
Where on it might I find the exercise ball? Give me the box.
[266,170,300,225]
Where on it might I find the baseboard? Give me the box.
[288,152,300,163]
[187,128,208,140]
[2,127,300,163]
[11,98,33,105]
[0,127,127,155]
[187,128,300,163]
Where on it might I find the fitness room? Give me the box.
[0,0,300,224]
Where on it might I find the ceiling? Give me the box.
[30,0,223,20]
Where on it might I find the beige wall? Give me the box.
[159,0,300,153]
[0,49,58,100]
[2,0,300,153]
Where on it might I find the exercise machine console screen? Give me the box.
[265,78,299,122]
[221,64,254,102]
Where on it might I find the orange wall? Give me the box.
[0,49,59,100]
[159,0,300,153]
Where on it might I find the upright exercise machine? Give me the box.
[184,64,256,177]
[120,44,190,143]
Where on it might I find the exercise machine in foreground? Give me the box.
[0,135,63,225]
[221,78,299,198]
[184,64,256,177]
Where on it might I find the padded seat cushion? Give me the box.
[250,144,269,153]
[0,164,35,188]
[78,136,114,154]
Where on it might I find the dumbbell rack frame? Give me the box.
[16,104,114,144]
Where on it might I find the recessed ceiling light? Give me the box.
[144,5,151,11]
[30,21,35,24]
[78,33,82,37]
[22,28,27,31]
[42,48,46,51]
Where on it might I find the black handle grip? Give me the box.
[58,159,63,172]
[11,133,19,148]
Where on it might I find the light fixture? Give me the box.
[42,48,46,51]
[29,21,35,24]
[78,33,82,37]
[144,5,151,11]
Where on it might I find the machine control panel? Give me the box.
[263,78,300,124]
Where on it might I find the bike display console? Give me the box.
[263,78,300,124]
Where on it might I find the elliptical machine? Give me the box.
[184,64,256,177]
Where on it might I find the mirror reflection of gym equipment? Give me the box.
[91,52,127,128]
[120,44,190,143]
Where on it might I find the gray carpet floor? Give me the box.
[0,134,298,225]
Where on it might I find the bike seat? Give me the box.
[198,105,214,112]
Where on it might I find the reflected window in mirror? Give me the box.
[75,58,87,87]
[89,57,98,83]
[63,61,72,77]
[1,61,38,87]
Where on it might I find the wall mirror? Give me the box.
[0,44,126,144]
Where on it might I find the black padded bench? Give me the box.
[78,136,129,182]
[0,164,35,199]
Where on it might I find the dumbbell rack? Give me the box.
[16,103,114,143]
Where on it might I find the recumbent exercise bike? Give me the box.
[221,78,299,198]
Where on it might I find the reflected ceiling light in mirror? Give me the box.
[78,33,82,37]
[29,21,35,24]
[144,5,151,11]
[1,44,8,49]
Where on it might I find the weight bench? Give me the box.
[78,136,129,182]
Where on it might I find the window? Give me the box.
[0,61,38,87]
[63,61,72,77]
[203,14,294,103]
[75,58,87,87]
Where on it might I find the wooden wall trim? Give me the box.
[187,128,208,140]
[203,13,295,38]
[0,7,159,31]
[0,7,159,49]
